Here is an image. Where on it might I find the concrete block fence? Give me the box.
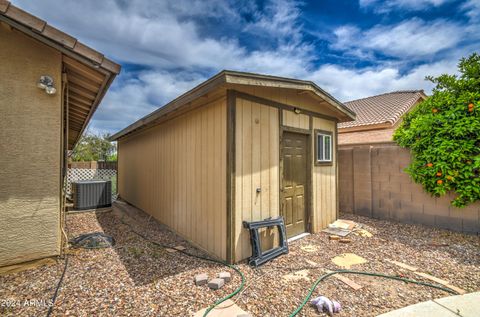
[338,143,480,234]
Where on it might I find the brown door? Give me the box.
[281,131,308,238]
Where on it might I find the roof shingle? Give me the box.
[339,90,426,129]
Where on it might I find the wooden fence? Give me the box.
[338,142,479,234]
[68,161,117,170]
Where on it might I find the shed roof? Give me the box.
[338,90,427,130]
[110,70,356,141]
[0,0,121,149]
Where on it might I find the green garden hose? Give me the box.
[119,216,460,317]
[288,270,460,317]
[202,264,245,317]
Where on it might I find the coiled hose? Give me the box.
[288,270,460,317]
[123,215,459,317]
[119,217,245,317]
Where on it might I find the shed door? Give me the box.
[281,131,307,237]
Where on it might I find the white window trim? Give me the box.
[315,130,333,164]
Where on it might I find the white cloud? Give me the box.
[11,0,473,134]
[243,0,303,44]
[332,18,464,59]
[306,58,458,101]
[87,70,207,134]
[360,0,453,12]
[462,0,480,18]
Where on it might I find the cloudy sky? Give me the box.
[14,0,480,134]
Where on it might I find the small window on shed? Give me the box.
[315,130,333,165]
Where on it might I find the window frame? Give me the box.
[314,129,333,166]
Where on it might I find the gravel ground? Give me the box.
[1,203,479,317]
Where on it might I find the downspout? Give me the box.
[60,72,69,254]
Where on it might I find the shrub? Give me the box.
[393,53,480,207]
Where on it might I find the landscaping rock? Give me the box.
[218,271,231,282]
[194,273,208,286]
[208,278,225,290]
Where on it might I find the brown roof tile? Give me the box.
[0,0,10,13]
[339,90,426,129]
[42,24,77,48]
[4,4,46,32]
[72,42,104,64]
[0,1,120,74]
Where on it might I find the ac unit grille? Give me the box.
[72,180,112,210]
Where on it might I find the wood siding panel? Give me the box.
[312,117,337,231]
[118,98,227,260]
[234,97,280,262]
[282,110,309,130]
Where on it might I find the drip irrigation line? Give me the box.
[288,270,460,317]
[46,255,69,317]
[118,217,245,317]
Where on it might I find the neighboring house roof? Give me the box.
[110,70,356,141]
[0,1,121,149]
[339,90,427,130]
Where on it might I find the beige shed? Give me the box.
[0,1,119,267]
[111,71,355,263]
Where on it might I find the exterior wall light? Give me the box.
[37,75,57,95]
[294,107,301,114]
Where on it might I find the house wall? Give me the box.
[0,26,62,266]
[338,127,395,145]
[339,143,480,233]
[233,87,339,262]
[118,98,227,260]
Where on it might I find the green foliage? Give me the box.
[71,132,117,162]
[394,53,480,207]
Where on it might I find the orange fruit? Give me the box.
[446,176,453,181]
[437,180,443,185]
[436,172,442,177]
[469,108,474,112]
[427,163,433,167]
[432,108,438,113]
[468,103,474,108]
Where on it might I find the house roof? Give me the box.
[110,70,356,141]
[338,90,427,130]
[0,1,121,149]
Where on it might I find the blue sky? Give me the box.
[13,0,480,134]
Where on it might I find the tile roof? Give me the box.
[339,90,426,129]
[0,0,121,149]
[0,0,120,74]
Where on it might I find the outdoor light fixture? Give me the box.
[294,107,301,114]
[37,75,57,95]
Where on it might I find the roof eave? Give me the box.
[223,71,356,121]
[111,70,356,141]
[109,71,228,141]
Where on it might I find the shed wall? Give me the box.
[234,97,280,262]
[282,109,309,130]
[0,27,62,266]
[233,87,338,262]
[312,117,337,231]
[118,98,227,260]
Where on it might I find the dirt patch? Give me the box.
[0,206,479,316]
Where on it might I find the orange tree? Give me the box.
[394,53,480,207]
